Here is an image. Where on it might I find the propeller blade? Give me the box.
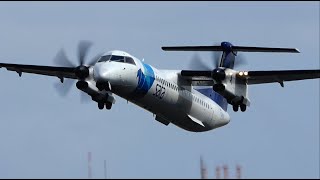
[78,40,93,65]
[53,48,75,67]
[87,53,102,66]
[234,53,248,68]
[53,79,75,97]
[212,42,222,68]
[188,53,211,70]
[212,51,221,68]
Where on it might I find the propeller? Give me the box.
[188,42,248,83]
[188,51,222,70]
[233,53,248,69]
[188,42,248,71]
[53,40,100,103]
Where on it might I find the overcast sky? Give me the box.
[0,1,319,179]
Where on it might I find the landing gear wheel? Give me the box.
[98,102,104,110]
[105,102,112,110]
[105,85,110,91]
[240,104,246,112]
[233,105,239,112]
[96,82,104,91]
[97,82,110,91]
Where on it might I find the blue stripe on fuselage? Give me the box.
[196,88,228,111]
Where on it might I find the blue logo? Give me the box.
[134,63,155,97]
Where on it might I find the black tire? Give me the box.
[105,102,112,110]
[105,83,110,91]
[96,82,104,91]
[240,104,246,112]
[98,102,104,110]
[233,105,239,112]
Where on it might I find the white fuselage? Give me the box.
[93,51,230,132]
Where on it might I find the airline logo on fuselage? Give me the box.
[134,63,155,97]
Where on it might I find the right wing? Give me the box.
[0,63,77,82]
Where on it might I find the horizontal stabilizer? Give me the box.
[162,46,299,53]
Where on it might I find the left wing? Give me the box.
[180,69,320,86]
[240,69,320,86]
[0,63,76,82]
[180,70,214,86]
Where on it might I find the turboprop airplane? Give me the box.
[0,41,319,132]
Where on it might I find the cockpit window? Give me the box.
[97,55,136,66]
[110,55,125,62]
[98,55,111,62]
[125,57,136,65]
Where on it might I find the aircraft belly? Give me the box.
[119,87,214,132]
[113,69,217,132]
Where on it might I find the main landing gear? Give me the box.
[98,102,112,110]
[232,104,246,112]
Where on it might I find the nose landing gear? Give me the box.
[232,104,247,112]
[96,81,110,91]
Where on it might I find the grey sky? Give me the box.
[0,1,319,179]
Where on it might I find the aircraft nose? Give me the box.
[93,62,115,83]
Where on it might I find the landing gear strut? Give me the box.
[96,81,110,91]
[212,84,225,92]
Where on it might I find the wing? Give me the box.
[179,69,320,87]
[180,70,214,86]
[242,70,320,86]
[0,63,77,82]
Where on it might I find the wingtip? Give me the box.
[295,48,300,53]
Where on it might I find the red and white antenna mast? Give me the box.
[236,165,241,179]
[88,152,92,179]
[200,156,207,179]
[215,166,221,179]
[223,165,228,179]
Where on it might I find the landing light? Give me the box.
[238,71,248,76]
